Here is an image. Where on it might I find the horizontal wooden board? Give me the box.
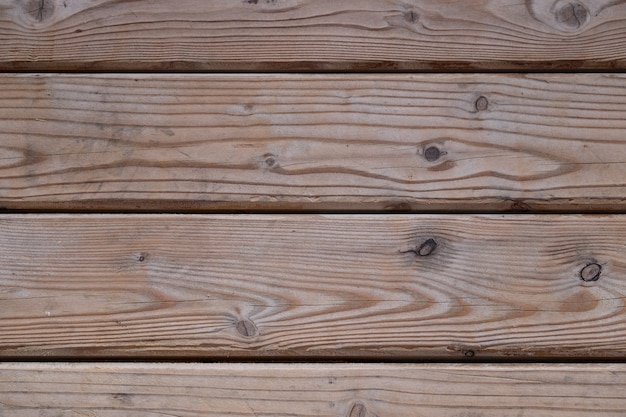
[1,214,626,359]
[2,0,626,71]
[2,73,626,212]
[2,363,626,416]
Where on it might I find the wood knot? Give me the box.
[263,153,277,168]
[464,350,475,357]
[416,238,438,256]
[402,238,438,257]
[348,403,367,417]
[403,10,419,23]
[580,263,601,282]
[235,319,258,337]
[424,146,441,162]
[555,2,589,29]
[475,96,489,112]
[25,0,55,22]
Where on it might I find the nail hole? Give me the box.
[580,263,602,282]
[475,96,489,111]
[424,146,441,162]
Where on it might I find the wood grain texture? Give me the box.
[2,0,626,71]
[1,214,626,359]
[2,363,626,416]
[2,73,626,212]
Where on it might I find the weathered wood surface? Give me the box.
[1,214,625,359]
[2,73,626,212]
[2,363,626,416]
[2,0,626,71]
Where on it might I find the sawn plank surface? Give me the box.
[0,214,624,359]
[2,0,626,71]
[1,363,626,416]
[2,74,626,212]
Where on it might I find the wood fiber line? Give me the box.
[0,214,625,359]
[1,363,626,416]
[2,74,626,212]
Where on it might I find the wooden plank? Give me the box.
[2,73,626,212]
[1,214,625,359]
[2,0,626,71]
[1,363,626,416]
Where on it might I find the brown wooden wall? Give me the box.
[2,0,626,415]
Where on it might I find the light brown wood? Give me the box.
[2,73,626,212]
[1,362,626,416]
[2,0,626,71]
[1,214,625,359]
